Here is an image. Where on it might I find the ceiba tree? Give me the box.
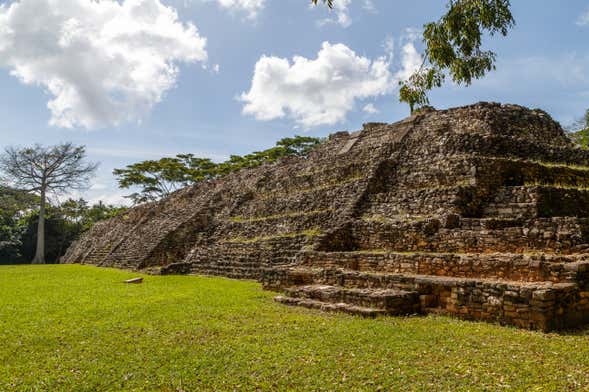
[0,143,97,264]
[312,0,515,112]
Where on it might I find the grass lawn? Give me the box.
[1,265,589,391]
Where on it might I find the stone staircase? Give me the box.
[263,251,589,330]
[275,285,420,317]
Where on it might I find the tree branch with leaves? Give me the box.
[313,0,515,112]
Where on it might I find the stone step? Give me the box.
[283,284,420,312]
[263,264,587,294]
[274,295,388,317]
[322,268,578,291]
[297,251,589,283]
[483,202,536,218]
[267,267,589,331]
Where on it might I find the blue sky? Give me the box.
[0,0,588,204]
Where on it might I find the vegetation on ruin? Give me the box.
[256,175,365,200]
[523,182,589,191]
[569,109,589,149]
[361,214,435,224]
[223,229,322,244]
[229,209,332,223]
[532,160,589,172]
[2,265,588,391]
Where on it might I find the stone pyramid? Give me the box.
[63,103,589,331]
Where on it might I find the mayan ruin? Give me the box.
[62,102,589,332]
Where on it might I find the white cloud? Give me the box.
[395,40,422,81]
[0,0,207,129]
[240,42,394,127]
[318,0,352,28]
[210,0,265,19]
[578,8,589,26]
[88,192,131,206]
[362,103,379,114]
[362,0,377,13]
[383,34,395,60]
[87,146,229,162]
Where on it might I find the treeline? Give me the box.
[0,190,125,264]
[568,109,589,148]
[0,136,322,263]
[114,135,323,204]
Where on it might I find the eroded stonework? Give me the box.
[63,103,589,331]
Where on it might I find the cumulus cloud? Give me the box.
[318,0,352,28]
[0,0,207,129]
[362,0,377,13]
[383,35,395,59]
[395,39,422,81]
[578,7,589,26]
[362,103,379,114]
[208,0,266,19]
[240,42,394,127]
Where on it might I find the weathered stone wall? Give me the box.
[350,217,589,254]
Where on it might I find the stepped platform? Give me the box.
[63,103,589,331]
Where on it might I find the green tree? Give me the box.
[58,198,127,232]
[0,193,123,264]
[215,136,323,175]
[314,0,515,112]
[569,109,589,149]
[113,156,218,204]
[0,143,97,264]
[0,186,38,262]
[276,136,323,156]
[114,136,323,203]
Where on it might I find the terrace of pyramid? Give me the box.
[63,102,589,331]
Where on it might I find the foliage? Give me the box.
[114,135,323,203]
[113,156,217,204]
[314,0,515,112]
[399,68,444,113]
[0,195,124,264]
[0,143,98,263]
[402,0,514,111]
[2,265,589,391]
[311,0,334,8]
[58,199,127,232]
[568,109,589,149]
[0,187,38,261]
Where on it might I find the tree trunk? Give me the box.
[32,187,46,264]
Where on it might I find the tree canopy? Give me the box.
[0,143,98,263]
[569,109,589,149]
[114,135,323,204]
[314,0,515,112]
[0,189,123,264]
[0,186,38,261]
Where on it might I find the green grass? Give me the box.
[256,175,364,200]
[223,229,322,244]
[229,209,332,223]
[532,160,589,172]
[524,181,589,191]
[1,265,589,391]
